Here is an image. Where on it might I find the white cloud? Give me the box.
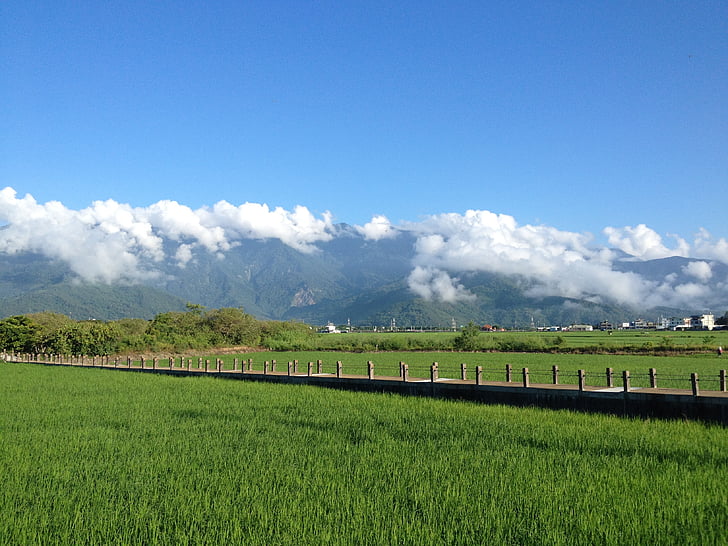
[402,211,727,309]
[405,209,594,278]
[0,187,334,283]
[603,224,688,260]
[174,244,194,267]
[140,200,230,254]
[355,215,397,240]
[0,188,162,283]
[199,200,334,253]
[407,266,475,303]
[692,228,728,264]
[682,261,712,282]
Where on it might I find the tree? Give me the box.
[454,321,480,351]
[147,311,207,346]
[0,316,41,353]
[185,302,206,315]
[45,321,121,355]
[205,308,261,346]
[25,312,74,335]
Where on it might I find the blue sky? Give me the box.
[2,1,726,235]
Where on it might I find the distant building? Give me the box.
[319,322,341,334]
[569,324,593,332]
[632,318,649,329]
[657,315,714,331]
[690,314,715,330]
[663,317,691,330]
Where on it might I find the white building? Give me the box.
[659,317,691,330]
[319,322,341,334]
[690,314,715,330]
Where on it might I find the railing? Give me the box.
[3,352,727,395]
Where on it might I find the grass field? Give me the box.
[1,361,726,544]
[310,328,728,353]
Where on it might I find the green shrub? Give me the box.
[261,321,315,351]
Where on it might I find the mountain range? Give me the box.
[1,225,724,327]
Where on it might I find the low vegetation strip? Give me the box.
[1,309,726,356]
[1,361,726,544]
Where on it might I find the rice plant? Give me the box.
[1,361,726,544]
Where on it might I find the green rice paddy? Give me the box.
[1,360,726,544]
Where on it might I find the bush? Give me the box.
[260,321,315,351]
[454,322,480,351]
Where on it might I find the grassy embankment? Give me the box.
[1,361,726,544]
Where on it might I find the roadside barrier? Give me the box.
[3,352,727,424]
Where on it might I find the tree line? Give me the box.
[0,305,315,355]
[2,309,726,357]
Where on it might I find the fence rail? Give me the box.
[3,351,727,394]
[4,352,728,424]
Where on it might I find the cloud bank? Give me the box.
[0,187,333,282]
[1,187,727,310]
[398,210,728,308]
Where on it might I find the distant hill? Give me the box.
[0,226,723,325]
